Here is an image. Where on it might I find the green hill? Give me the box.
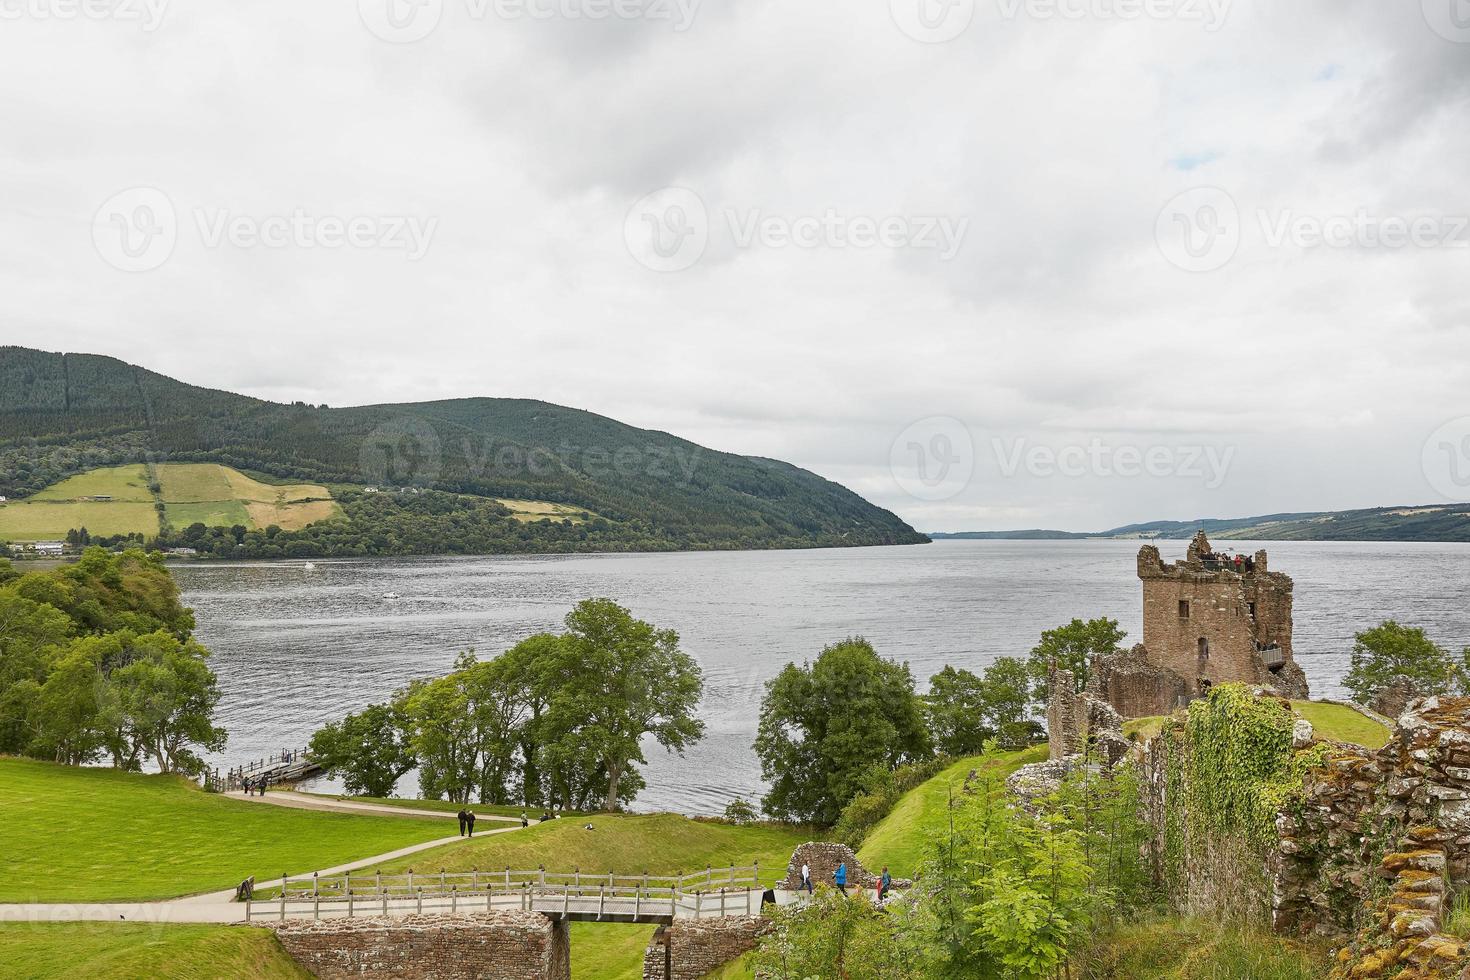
[0,347,925,554]
[931,504,1470,543]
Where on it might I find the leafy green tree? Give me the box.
[1026,617,1126,703]
[107,631,226,775]
[398,672,479,803]
[534,599,705,812]
[310,702,415,798]
[755,637,931,826]
[750,889,923,980]
[1344,620,1467,702]
[926,657,1036,756]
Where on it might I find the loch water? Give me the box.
[176,538,1470,814]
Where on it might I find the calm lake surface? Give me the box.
[175,539,1470,814]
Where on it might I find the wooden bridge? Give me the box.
[244,865,769,925]
[205,747,322,793]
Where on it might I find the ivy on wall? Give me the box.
[1157,685,1329,918]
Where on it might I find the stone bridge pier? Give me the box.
[268,911,570,980]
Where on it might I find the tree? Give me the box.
[1026,617,1126,703]
[1344,620,1467,702]
[755,637,932,826]
[925,657,1037,757]
[534,599,705,812]
[310,702,414,798]
[107,631,226,775]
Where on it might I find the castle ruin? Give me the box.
[1089,531,1310,718]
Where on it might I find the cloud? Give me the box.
[0,0,1466,532]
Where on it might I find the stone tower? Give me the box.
[1091,531,1309,717]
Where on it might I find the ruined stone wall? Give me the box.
[779,842,888,891]
[1088,644,1190,719]
[641,917,769,980]
[1242,556,1294,659]
[1047,666,1081,761]
[266,911,570,980]
[1140,695,1470,940]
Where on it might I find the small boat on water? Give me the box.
[303,562,316,571]
[382,592,401,601]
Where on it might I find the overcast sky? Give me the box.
[2,0,1468,532]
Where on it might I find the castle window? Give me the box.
[1198,637,1210,660]
[1248,602,1257,618]
[1178,600,1190,619]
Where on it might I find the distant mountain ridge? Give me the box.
[930,505,1470,543]
[0,347,925,552]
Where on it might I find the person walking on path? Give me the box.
[834,861,847,896]
[466,810,477,837]
[800,862,813,895]
[878,866,892,902]
[520,812,529,828]
[456,809,467,837]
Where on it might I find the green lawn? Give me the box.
[365,813,810,886]
[571,922,658,980]
[306,792,577,820]
[1,757,458,902]
[1292,700,1390,749]
[0,922,308,979]
[157,463,237,503]
[858,744,1048,878]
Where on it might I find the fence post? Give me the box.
[348,889,354,919]
[487,884,493,912]
[440,869,446,891]
[598,886,605,921]
[574,867,580,889]
[451,885,458,914]
[313,872,319,898]
[417,887,423,915]
[407,870,414,893]
[381,890,388,917]
[539,865,546,886]
[471,868,478,889]
[695,891,703,919]
[505,866,510,887]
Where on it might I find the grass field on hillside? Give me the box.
[366,813,810,884]
[30,465,153,501]
[0,500,160,540]
[1,757,457,902]
[0,923,308,980]
[496,498,596,523]
[858,744,1048,878]
[0,463,342,542]
[1293,700,1390,749]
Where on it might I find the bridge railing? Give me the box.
[245,876,767,923]
[204,748,313,792]
[274,864,762,901]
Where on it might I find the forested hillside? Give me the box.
[0,347,924,552]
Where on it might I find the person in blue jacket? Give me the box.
[834,861,848,896]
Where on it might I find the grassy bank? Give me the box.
[1292,700,1390,748]
[1,757,455,902]
[1081,917,1328,978]
[366,812,810,884]
[0,923,308,979]
[856,744,1048,877]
